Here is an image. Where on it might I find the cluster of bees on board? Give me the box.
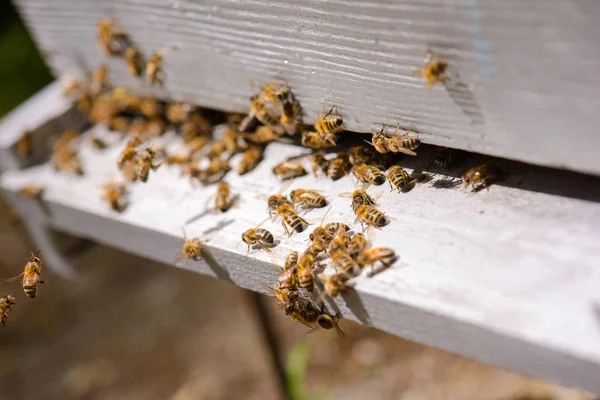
[7,18,498,332]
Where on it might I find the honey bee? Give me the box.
[260,80,290,104]
[6,251,45,298]
[347,233,368,258]
[354,205,387,229]
[214,181,235,212]
[272,160,307,180]
[313,313,346,338]
[201,157,231,185]
[174,229,208,265]
[166,102,194,124]
[314,106,344,145]
[339,188,376,211]
[297,253,317,292]
[117,136,142,169]
[305,241,327,258]
[108,116,131,134]
[187,136,211,158]
[137,148,162,182]
[223,127,246,155]
[357,247,396,277]
[97,18,129,56]
[89,135,108,150]
[328,229,352,257]
[387,166,414,192]
[100,179,128,212]
[165,152,191,166]
[206,140,228,159]
[301,130,335,149]
[238,146,264,175]
[290,189,327,210]
[146,51,165,86]
[90,65,110,95]
[249,95,281,130]
[310,151,329,176]
[276,203,310,236]
[18,184,44,199]
[413,52,449,89]
[139,97,163,118]
[125,46,144,77]
[16,131,33,160]
[241,221,275,254]
[462,164,494,191]
[326,153,351,180]
[147,117,168,138]
[348,145,377,166]
[244,126,281,145]
[0,294,16,327]
[369,128,421,156]
[352,163,386,186]
[53,129,80,150]
[52,148,84,175]
[280,94,303,136]
[284,251,299,271]
[321,272,351,299]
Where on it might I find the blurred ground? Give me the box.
[0,204,592,400]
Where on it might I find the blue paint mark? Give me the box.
[463,1,495,78]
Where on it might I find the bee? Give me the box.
[276,203,310,236]
[90,65,110,95]
[244,126,281,145]
[272,160,307,180]
[201,157,231,185]
[280,94,303,136]
[18,184,44,199]
[117,137,142,169]
[321,272,351,299]
[183,162,203,185]
[260,80,290,104]
[166,102,194,124]
[328,229,352,258]
[16,131,33,160]
[326,153,351,180]
[352,163,386,186]
[249,95,281,130]
[305,242,327,258]
[6,251,45,298]
[238,146,264,175]
[284,251,299,271]
[313,313,346,338]
[354,205,387,229]
[139,97,163,118]
[307,208,335,248]
[462,164,494,191]
[339,188,376,211]
[206,140,228,159]
[97,18,129,56]
[301,130,335,149]
[413,52,449,89]
[100,179,128,212]
[146,51,165,86]
[223,127,246,155]
[310,151,329,176]
[214,181,235,212]
[435,147,457,169]
[0,295,16,327]
[174,229,208,265]
[89,135,108,150]
[314,106,344,145]
[137,148,162,182]
[165,152,191,166]
[187,136,211,158]
[347,233,368,258]
[290,189,327,210]
[241,221,275,254]
[125,46,144,77]
[297,253,317,292]
[53,129,80,150]
[369,128,421,156]
[147,117,168,138]
[108,116,131,134]
[357,248,396,277]
[52,148,84,175]
[348,145,377,166]
[387,166,414,192]
[127,119,148,139]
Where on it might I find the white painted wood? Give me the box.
[13,0,600,176]
[2,126,600,393]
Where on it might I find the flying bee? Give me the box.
[339,188,376,211]
[280,94,303,136]
[214,181,235,212]
[310,151,329,176]
[354,205,387,229]
[90,65,110,95]
[387,166,415,192]
[166,102,194,124]
[244,126,281,145]
[272,160,307,180]
[100,179,128,212]
[320,272,351,299]
[347,233,368,258]
[326,153,351,180]
[290,189,327,210]
[6,251,44,298]
[117,136,142,169]
[348,145,377,166]
[314,106,344,145]
[413,52,449,89]
[238,146,264,175]
[357,247,397,277]
[16,131,33,160]
[18,184,44,199]
[174,228,209,265]
[146,51,165,86]
[312,313,346,338]
[462,164,496,191]
[297,253,317,292]
[369,127,421,156]
[301,130,335,149]
[249,95,281,131]
[125,46,144,77]
[136,148,162,182]
[97,18,129,56]
[139,97,163,118]
[352,163,386,186]
[276,203,310,236]
[0,294,16,327]
[241,219,275,254]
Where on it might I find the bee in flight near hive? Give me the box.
[97,18,130,56]
[462,164,498,191]
[0,294,16,327]
[136,148,162,182]
[125,46,144,77]
[290,189,327,211]
[213,181,236,213]
[369,127,421,156]
[354,204,388,230]
[339,187,377,211]
[319,272,351,300]
[357,247,396,277]
[18,184,44,199]
[352,163,386,186]
[276,203,310,236]
[272,160,307,180]
[6,250,45,298]
[241,219,275,254]
[237,146,264,175]
[146,51,165,87]
[16,131,33,160]
[174,229,210,265]
[387,166,415,192]
[100,179,129,212]
[314,106,344,145]
[413,51,449,89]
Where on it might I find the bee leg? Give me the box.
[260,242,272,253]
[282,222,291,237]
[246,244,251,255]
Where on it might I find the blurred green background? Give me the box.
[0,0,52,117]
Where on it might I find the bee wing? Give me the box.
[173,252,185,266]
[5,272,24,282]
[411,69,424,77]
[395,147,417,156]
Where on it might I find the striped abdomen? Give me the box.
[23,273,41,298]
[391,137,421,152]
[387,166,412,192]
[283,212,306,232]
[355,164,385,185]
[255,228,274,244]
[356,205,386,227]
[315,117,343,135]
[332,252,362,276]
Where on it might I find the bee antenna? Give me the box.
[181,227,188,240]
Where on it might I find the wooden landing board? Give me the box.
[13,0,600,176]
[2,126,600,393]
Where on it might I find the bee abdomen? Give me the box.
[257,229,274,243]
[367,209,386,226]
[24,285,37,298]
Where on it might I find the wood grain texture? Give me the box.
[13,0,600,175]
[2,125,600,393]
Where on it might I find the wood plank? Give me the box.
[13,0,600,175]
[2,126,600,393]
